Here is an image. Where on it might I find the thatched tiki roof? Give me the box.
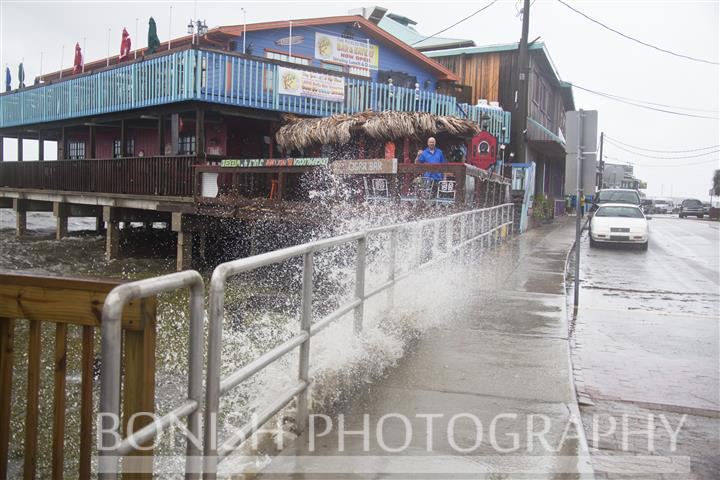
[275,111,481,152]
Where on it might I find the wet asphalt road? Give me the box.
[572,215,719,479]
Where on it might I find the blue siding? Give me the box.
[233,23,440,89]
[0,49,511,143]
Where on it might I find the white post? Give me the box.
[242,8,246,54]
[59,45,64,79]
[106,28,111,66]
[366,38,370,76]
[39,51,43,77]
[288,20,293,60]
[168,6,173,50]
[134,18,139,59]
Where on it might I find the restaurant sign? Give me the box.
[330,158,398,175]
[314,33,379,77]
[220,158,329,168]
[277,67,345,102]
[275,35,304,46]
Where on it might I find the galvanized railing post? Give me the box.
[204,268,226,480]
[387,230,397,308]
[510,204,515,236]
[354,236,367,334]
[414,225,423,267]
[296,251,313,432]
[446,217,453,253]
[99,271,204,480]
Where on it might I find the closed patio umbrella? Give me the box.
[147,17,160,54]
[73,43,83,74]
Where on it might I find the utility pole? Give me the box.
[597,132,604,189]
[573,110,584,309]
[515,0,531,164]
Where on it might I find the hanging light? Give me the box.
[187,20,194,35]
[200,20,208,36]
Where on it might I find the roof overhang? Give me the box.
[39,15,459,84]
[217,15,459,81]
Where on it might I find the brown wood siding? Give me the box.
[434,53,502,105]
[527,53,569,141]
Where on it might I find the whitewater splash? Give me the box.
[202,168,509,474]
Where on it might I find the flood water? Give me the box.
[0,202,508,477]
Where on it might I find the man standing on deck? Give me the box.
[415,137,446,182]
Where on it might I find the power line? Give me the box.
[571,84,719,114]
[411,0,500,46]
[619,158,719,168]
[604,135,719,154]
[570,83,720,120]
[556,0,719,66]
[605,140,720,160]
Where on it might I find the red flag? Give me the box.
[119,28,132,61]
[73,43,83,74]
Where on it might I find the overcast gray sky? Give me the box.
[1,0,718,199]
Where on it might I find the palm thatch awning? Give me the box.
[275,111,481,152]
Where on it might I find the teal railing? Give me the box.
[0,48,510,142]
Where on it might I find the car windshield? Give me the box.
[684,200,702,207]
[597,191,639,204]
[595,206,644,218]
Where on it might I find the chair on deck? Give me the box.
[363,177,390,202]
[435,180,456,204]
[414,177,436,200]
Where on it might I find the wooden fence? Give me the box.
[0,155,197,197]
[0,273,157,479]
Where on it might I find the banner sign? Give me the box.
[330,158,398,175]
[220,158,329,168]
[277,67,345,102]
[314,33,379,76]
[275,35,304,46]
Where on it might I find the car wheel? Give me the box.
[640,241,648,251]
[679,214,685,218]
[589,238,597,248]
[698,215,704,219]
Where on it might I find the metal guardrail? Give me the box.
[201,203,514,478]
[97,204,514,478]
[99,271,205,480]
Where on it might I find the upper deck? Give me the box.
[0,46,510,142]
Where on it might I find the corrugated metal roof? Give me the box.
[377,14,474,51]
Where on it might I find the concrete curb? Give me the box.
[562,224,596,479]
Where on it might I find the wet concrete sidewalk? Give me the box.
[257,218,594,479]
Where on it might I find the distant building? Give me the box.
[602,163,646,190]
[364,6,574,200]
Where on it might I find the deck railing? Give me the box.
[0,155,197,197]
[194,161,510,209]
[0,273,157,479]
[0,48,511,143]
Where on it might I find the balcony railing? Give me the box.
[0,156,197,197]
[0,47,511,143]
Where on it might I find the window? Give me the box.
[264,50,310,66]
[322,62,344,72]
[597,190,640,205]
[348,66,370,77]
[179,135,196,155]
[68,141,85,160]
[112,139,135,158]
[595,206,644,218]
